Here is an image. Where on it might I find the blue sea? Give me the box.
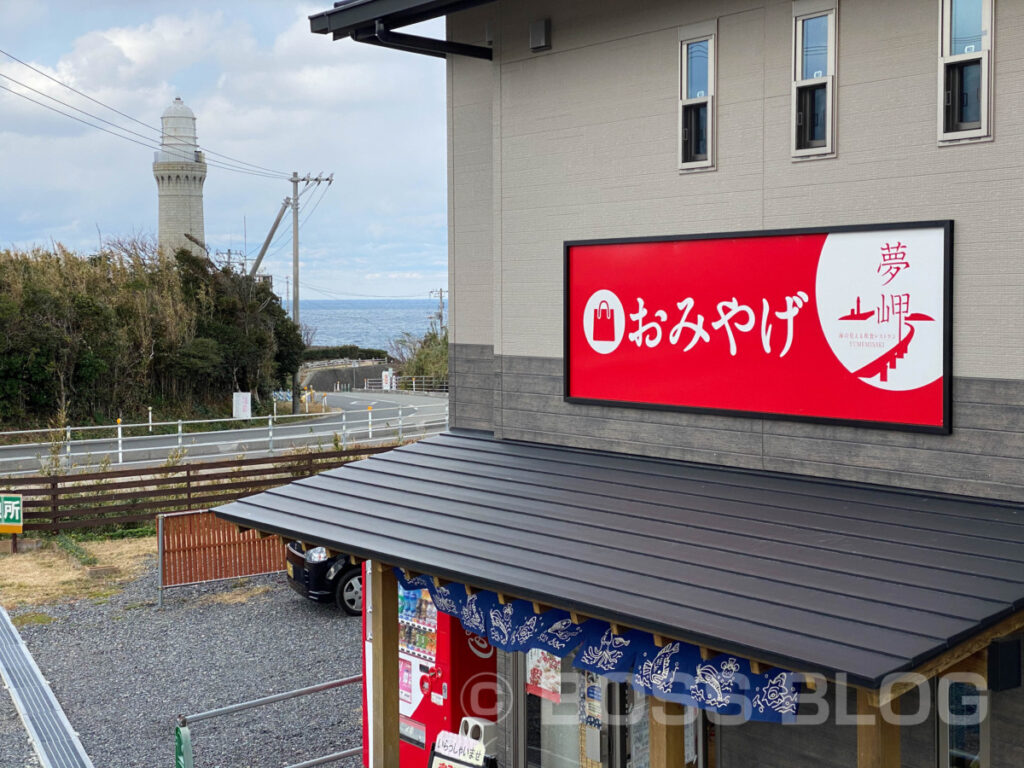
[299,299,446,351]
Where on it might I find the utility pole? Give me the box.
[288,171,333,324]
[286,171,332,412]
[248,197,291,278]
[429,288,447,332]
[291,172,301,326]
[290,172,302,415]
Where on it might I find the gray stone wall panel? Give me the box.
[450,346,1024,501]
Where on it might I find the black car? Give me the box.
[285,540,363,615]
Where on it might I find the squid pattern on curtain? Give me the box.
[395,569,800,723]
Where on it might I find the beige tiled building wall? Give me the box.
[446,0,1024,501]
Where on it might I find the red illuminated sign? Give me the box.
[565,222,952,433]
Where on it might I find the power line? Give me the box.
[298,180,331,228]
[299,281,429,299]
[0,45,291,177]
[0,70,284,177]
[255,177,328,257]
[258,176,333,264]
[0,83,170,156]
[0,82,288,180]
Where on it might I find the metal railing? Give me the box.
[176,675,363,768]
[0,402,449,476]
[363,376,449,393]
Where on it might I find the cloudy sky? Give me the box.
[0,1,448,300]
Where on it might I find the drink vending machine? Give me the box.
[361,563,498,768]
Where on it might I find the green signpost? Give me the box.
[0,494,22,535]
[175,725,193,768]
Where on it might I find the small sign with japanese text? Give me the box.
[0,494,23,534]
[433,730,485,767]
[566,222,951,432]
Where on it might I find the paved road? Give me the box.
[0,392,447,475]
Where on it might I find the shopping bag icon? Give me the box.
[593,301,616,341]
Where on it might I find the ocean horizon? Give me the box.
[297,298,446,350]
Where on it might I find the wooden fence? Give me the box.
[0,447,391,534]
[159,511,285,589]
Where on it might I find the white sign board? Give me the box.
[232,392,252,419]
[434,730,485,766]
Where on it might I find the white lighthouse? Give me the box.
[153,97,207,256]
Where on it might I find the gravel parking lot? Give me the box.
[4,558,363,768]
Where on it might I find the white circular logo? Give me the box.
[583,290,625,354]
[466,630,495,659]
[816,229,943,391]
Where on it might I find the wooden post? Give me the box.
[369,560,399,768]
[857,689,900,768]
[50,476,59,532]
[648,698,686,768]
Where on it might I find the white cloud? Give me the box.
[0,2,448,303]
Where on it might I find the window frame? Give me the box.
[677,20,717,171]
[937,0,993,143]
[791,2,837,159]
[935,676,991,768]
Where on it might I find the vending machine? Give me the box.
[362,563,497,768]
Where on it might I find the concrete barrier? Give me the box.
[301,363,390,392]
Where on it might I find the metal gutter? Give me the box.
[0,606,95,768]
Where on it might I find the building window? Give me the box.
[938,0,992,141]
[678,21,716,170]
[937,679,990,768]
[791,3,836,157]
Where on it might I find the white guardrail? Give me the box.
[0,401,449,477]
[363,376,449,393]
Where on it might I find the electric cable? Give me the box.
[256,179,333,263]
[300,281,431,300]
[0,71,286,178]
[0,45,291,176]
[0,83,288,179]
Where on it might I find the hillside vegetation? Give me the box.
[0,240,303,427]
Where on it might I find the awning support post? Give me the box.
[369,560,399,768]
[648,698,686,768]
[857,689,900,768]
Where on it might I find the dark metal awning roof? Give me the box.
[310,0,496,39]
[213,430,1024,688]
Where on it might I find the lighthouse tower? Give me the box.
[153,97,207,256]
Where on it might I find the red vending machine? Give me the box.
[361,563,497,768]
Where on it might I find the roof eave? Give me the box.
[309,0,497,39]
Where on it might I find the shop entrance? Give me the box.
[517,651,716,768]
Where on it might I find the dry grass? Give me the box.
[0,536,156,610]
[296,395,334,416]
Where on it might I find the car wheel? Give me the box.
[334,566,362,616]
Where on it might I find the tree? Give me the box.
[0,241,304,426]
[389,321,448,380]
